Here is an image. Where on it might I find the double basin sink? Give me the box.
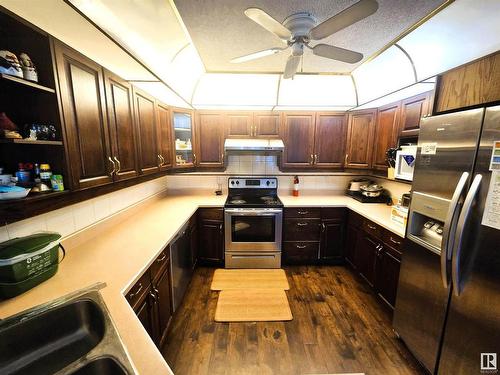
[0,284,135,375]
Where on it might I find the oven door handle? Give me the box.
[224,208,283,215]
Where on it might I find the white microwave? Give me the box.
[395,145,417,181]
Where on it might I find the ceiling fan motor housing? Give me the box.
[283,12,317,41]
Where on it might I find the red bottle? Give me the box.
[293,175,299,197]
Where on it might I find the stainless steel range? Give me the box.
[224,177,283,268]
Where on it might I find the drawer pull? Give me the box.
[128,283,143,298]
[297,210,309,215]
[389,237,402,245]
[296,222,308,226]
[367,223,377,230]
[295,244,307,249]
[156,253,167,262]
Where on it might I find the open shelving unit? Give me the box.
[0,73,56,93]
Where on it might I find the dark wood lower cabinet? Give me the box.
[135,295,153,337]
[154,263,173,348]
[355,234,378,287]
[345,225,358,268]
[320,216,345,262]
[197,208,224,266]
[375,247,401,309]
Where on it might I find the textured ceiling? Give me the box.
[174,0,447,73]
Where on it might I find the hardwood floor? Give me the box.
[162,266,426,375]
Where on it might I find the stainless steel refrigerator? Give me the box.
[393,105,500,374]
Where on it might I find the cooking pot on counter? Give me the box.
[348,178,371,191]
[360,183,384,197]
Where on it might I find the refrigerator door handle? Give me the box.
[451,174,482,296]
[440,171,469,288]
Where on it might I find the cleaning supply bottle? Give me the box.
[293,175,299,197]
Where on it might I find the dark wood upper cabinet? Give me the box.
[133,88,159,175]
[282,113,315,168]
[345,109,376,169]
[226,113,253,138]
[372,102,401,171]
[313,113,346,168]
[400,91,432,133]
[254,113,280,138]
[195,112,225,167]
[54,41,113,190]
[156,103,172,171]
[103,70,139,181]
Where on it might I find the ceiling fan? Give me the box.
[230,0,379,79]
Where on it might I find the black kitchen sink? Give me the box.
[0,299,105,375]
[70,357,127,375]
[0,284,135,375]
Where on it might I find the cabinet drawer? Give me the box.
[150,247,170,283]
[284,218,321,241]
[285,207,321,219]
[362,220,383,239]
[382,230,404,253]
[198,207,224,221]
[321,207,346,220]
[283,242,319,264]
[126,270,151,308]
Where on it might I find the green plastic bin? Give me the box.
[0,232,64,299]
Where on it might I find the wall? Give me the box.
[0,176,168,242]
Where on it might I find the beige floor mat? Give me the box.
[214,289,293,322]
[210,269,290,291]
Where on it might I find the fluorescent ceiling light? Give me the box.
[274,106,352,111]
[398,0,500,81]
[132,81,191,108]
[352,46,415,104]
[278,75,356,107]
[193,73,278,107]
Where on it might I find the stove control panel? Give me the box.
[228,177,278,189]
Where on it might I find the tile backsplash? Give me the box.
[225,155,280,175]
[0,176,169,242]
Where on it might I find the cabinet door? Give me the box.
[189,216,198,269]
[133,89,159,174]
[156,103,172,171]
[282,113,315,168]
[226,113,253,138]
[195,112,224,167]
[135,297,153,338]
[172,110,195,167]
[54,42,113,189]
[345,225,358,268]
[198,218,224,264]
[155,264,173,348]
[320,219,345,261]
[104,70,139,181]
[400,92,430,132]
[372,102,400,170]
[314,113,346,168]
[345,110,376,169]
[283,242,319,264]
[355,234,378,286]
[254,113,280,138]
[375,247,401,309]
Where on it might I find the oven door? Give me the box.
[224,208,282,252]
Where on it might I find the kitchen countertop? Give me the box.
[0,189,405,375]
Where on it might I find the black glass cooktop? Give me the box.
[225,194,284,208]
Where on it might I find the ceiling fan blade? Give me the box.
[310,0,379,40]
[244,8,292,40]
[230,47,286,63]
[312,44,363,63]
[283,54,301,79]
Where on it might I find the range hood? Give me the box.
[224,138,285,152]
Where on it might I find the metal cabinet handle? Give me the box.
[193,153,197,164]
[296,244,307,249]
[367,223,377,230]
[321,222,326,232]
[156,253,167,263]
[108,156,116,176]
[113,156,121,173]
[314,154,318,164]
[128,283,142,298]
[452,174,482,296]
[297,210,309,215]
[345,154,349,165]
[297,222,308,226]
[221,152,224,163]
[159,154,165,166]
[219,223,223,232]
[441,171,469,288]
[310,154,314,165]
[149,291,158,303]
[389,237,402,246]
[157,154,162,167]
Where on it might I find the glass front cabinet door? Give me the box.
[172,111,194,167]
